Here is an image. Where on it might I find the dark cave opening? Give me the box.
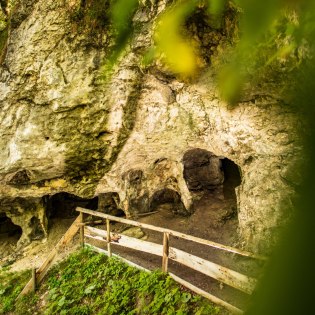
[182,148,241,239]
[0,213,22,241]
[183,148,241,202]
[29,216,45,240]
[221,158,242,201]
[183,148,224,192]
[149,188,188,216]
[98,192,124,216]
[45,192,99,219]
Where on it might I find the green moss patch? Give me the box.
[0,26,8,56]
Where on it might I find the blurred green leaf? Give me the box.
[141,46,156,68]
[154,0,199,76]
[267,43,296,65]
[108,0,139,66]
[111,0,138,34]
[207,0,226,15]
[207,0,227,28]
[238,0,281,42]
[218,61,244,104]
[58,296,66,307]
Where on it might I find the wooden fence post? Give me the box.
[32,268,37,292]
[106,219,112,257]
[162,232,169,272]
[79,212,85,248]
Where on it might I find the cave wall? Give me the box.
[0,0,302,252]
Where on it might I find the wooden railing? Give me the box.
[76,207,267,314]
[18,216,82,298]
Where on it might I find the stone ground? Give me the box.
[0,191,265,312]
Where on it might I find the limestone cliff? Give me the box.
[0,0,302,252]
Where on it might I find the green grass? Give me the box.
[0,248,222,314]
[0,267,31,314]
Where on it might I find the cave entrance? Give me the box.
[182,149,241,239]
[0,213,22,243]
[183,148,224,194]
[183,148,241,202]
[98,192,124,216]
[221,158,241,201]
[149,188,188,216]
[46,192,98,219]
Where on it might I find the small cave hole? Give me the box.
[29,216,45,240]
[221,158,241,201]
[183,148,224,193]
[98,192,124,216]
[45,192,99,220]
[183,149,241,204]
[0,213,22,242]
[149,188,188,216]
[96,131,109,139]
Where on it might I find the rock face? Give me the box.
[183,148,224,191]
[0,0,302,252]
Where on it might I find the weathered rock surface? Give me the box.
[183,148,224,191]
[0,0,303,252]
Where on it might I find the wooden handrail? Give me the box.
[78,205,265,311]
[76,207,267,260]
[87,244,244,314]
[18,216,81,298]
[84,225,256,294]
[18,206,262,313]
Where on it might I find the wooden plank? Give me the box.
[169,273,244,315]
[18,216,81,297]
[77,220,103,226]
[79,212,85,248]
[85,243,150,272]
[106,219,112,257]
[77,207,267,260]
[86,243,243,314]
[162,232,169,272]
[58,215,82,248]
[85,225,107,238]
[84,226,256,294]
[85,226,162,256]
[169,247,256,294]
[85,233,105,242]
[136,211,158,217]
[32,268,36,293]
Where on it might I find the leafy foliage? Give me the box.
[0,267,31,314]
[1,248,221,314]
[101,0,314,104]
[155,1,199,76]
